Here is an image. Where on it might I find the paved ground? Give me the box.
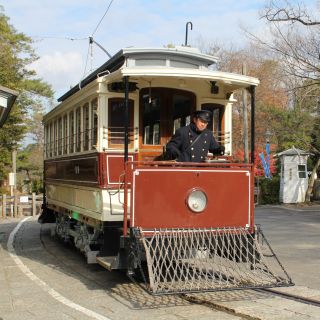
[0,218,242,320]
[0,204,320,320]
[255,204,320,290]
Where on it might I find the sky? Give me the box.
[1,0,276,102]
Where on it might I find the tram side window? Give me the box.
[69,110,74,153]
[49,123,53,157]
[45,125,49,158]
[53,120,57,156]
[83,103,89,151]
[63,114,68,154]
[91,98,98,148]
[58,117,62,155]
[75,107,81,152]
[108,98,134,146]
[201,103,224,143]
[142,94,161,145]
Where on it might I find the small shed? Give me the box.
[276,147,311,203]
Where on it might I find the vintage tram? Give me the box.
[40,46,292,294]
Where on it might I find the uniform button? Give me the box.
[202,148,204,151]
[192,155,195,158]
[201,156,203,159]
[191,147,194,150]
[204,141,207,143]
[190,140,193,143]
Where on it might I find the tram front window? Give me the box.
[142,94,161,145]
[172,94,192,134]
[140,88,196,147]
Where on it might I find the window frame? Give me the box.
[139,87,196,149]
[108,97,134,148]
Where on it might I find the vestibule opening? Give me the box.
[138,87,196,161]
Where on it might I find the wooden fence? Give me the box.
[0,193,43,218]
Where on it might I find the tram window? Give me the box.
[153,123,160,144]
[143,126,150,144]
[69,110,74,153]
[201,103,224,143]
[173,118,181,133]
[91,98,98,148]
[139,88,195,147]
[63,114,68,154]
[45,125,50,158]
[49,123,53,157]
[170,60,198,69]
[58,117,62,155]
[83,103,89,151]
[135,59,166,67]
[108,98,134,146]
[75,107,81,152]
[172,94,193,134]
[53,120,57,156]
[142,94,161,145]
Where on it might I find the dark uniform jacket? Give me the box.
[165,123,222,162]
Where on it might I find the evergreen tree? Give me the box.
[0,7,53,188]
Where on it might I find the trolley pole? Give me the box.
[250,85,255,164]
[124,76,129,163]
[242,63,249,163]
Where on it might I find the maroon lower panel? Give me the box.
[131,166,253,229]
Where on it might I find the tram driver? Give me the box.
[164,110,225,162]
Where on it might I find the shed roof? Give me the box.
[275,147,311,157]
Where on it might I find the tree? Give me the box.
[245,0,320,202]
[204,43,288,164]
[0,7,53,190]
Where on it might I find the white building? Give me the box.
[276,147,310,203]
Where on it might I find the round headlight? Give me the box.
[186,189,207,213]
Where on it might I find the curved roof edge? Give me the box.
[57,46,218,103]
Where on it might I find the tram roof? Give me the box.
[58,46,218,102]
[106,67,259,89]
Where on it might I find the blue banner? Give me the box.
[259,144,272,179]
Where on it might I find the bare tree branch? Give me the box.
[262,0,320,25]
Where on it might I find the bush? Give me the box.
[258,176,280,204]
[31,179,43,194]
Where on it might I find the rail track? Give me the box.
[257,288,320,307]
[39,223,320,320]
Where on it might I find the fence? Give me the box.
[0,193,43,218]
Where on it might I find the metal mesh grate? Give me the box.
[133,226,293,295]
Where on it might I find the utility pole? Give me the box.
[242,63,249,163]
[9,149,17,197]
[9,148,17,217]
[12,148,16,189]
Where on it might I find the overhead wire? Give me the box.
[31,1,115,90]
[31,36,88,41]
[91,0,115,36]
[80,43,92,89]
[82,0,115,78]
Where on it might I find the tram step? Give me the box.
[96,256,118,271]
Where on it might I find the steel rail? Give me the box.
[256,288,320,308]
